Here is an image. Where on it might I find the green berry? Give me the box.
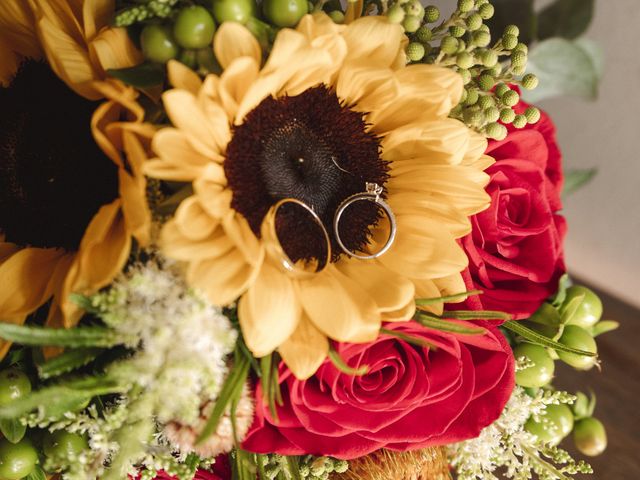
[178,49,198,69]
[463,87,479,106]
[521,73,539,90]
[459,68,472,85]
[456,51,474,69]
[211,0,257,24]
[511,50,527,67]
[574,417,607,456]
[405,0,425,21]
[478,94,495,109]
[456,39,467,53]
[0,369,31,406]
[484,106,500,123]
[140,25,179,63]
[525,404,574,446]
[503,24,520,36]
[463,107,484,126]
[386,4,406,23]
[44,431,88,461]
[502,33,518,50]
[449,25,466,38]
[173,6,216,49]
[406,42,425,61]
[478,3,494,19]
[478,74,495,91]
[328,10,344,23]
[402,14,421,33]
[465,13,483,31]
[501,89,520,107]
[514,343,555,388]
[514,42,529,54]
[525,106,541,124]
[494,83,509,98]
[485,122,507,140]
[478,23,490,33]
[423,5,440,23]
[440,36,458,54]
[564,286,603,328]
[0,438,38,480]
[511,64,526,75]
[457,0,474,13]
[557,325,598,370]
[487,64,502,77]
[415,25,432,43]
[472,30,491,47]
[480,49,498,67]
[499,107,515,123]
[512,114,527,129]
[263,0,307,27]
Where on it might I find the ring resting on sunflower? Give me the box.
[334,182,397,260]
[261,182,397,277]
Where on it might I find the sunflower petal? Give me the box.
[297,267,380,343]
[239,261,301,358]
[214,22,261,69]
[90,26,142,72]
[278,315,329,380]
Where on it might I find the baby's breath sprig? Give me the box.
[256,453,349,480]
[386,0,540,140]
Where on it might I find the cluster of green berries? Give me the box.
[118,0,314,68]
[0,368,88,479]
[512,285,614,457]
[385,0,540,139]
[257,454,348,479]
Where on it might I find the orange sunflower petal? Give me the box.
[278,315,329,380]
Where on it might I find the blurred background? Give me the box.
[429,0,640,477]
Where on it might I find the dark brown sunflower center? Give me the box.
[224,85,389,263]
[0,61,119,251]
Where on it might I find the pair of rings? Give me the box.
[261,182,397,278]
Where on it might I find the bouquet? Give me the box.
[0,0,614,479]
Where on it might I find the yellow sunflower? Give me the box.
[146,14,493,379]
[0,0,150,359]
[0,0,141,98]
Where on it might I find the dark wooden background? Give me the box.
[552,281,640,479]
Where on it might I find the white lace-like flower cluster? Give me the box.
[91,259,237,425]
[449,387,590,480]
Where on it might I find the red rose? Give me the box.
[459,102,567,319]
[242,321,514,459]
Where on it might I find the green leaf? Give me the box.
[559,292,586,325]
[415,290,482,306]
[380,328,436,349]
[563,168,598,196]
[0,376,126,419]
[523,38,601,102]
[196,354,250,445]
[550,274,572,308]
[37,347,103,379]
[415,314,487,335]
[0,418,26,443]
[0,323,127,348]
[440,310,511,321]
[538,0,594,40]
[285,456,302,480]
[106,62,164,88]
[328,346,368,376]
[503,320,597,356]
[485,0,536,45]
[528,303,563,327]
[25,466,47,480]
[592,320,620,337]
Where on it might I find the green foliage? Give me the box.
[521,38,603,103]
[36,347,103,379]
[327,346,369,376]
[0,418,26,443]
[503,321,596,357]
[538,0,594,40]
[563,168,598,197]
[107,62,165,89]
[0,323,128,348]
[415,313,488,335]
